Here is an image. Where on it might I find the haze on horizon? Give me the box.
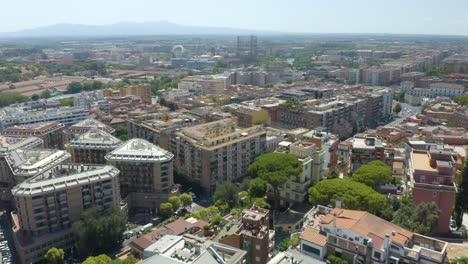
[2,0,468,36]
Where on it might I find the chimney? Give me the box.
[384,234,390,250]
[333,214,337,230]
[335,197,342,209]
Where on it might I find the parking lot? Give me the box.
[0,210,14,264]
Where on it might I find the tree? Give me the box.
[168,196,181,211]
[44,247,64,264]
[0,92,28,107]
[160,202,173,217]
[59,98,74,106]
[327,256,349,264]
[31,94,40,101]
[308,178,387,215]
[454,96,468,106]
[82,254,112,264]
[394,103,402,113]
[67,81,83,94]
[351,160,392,189]
[115,125,128,141]
[455,159,468,227]
[248,152,302,209]
[213,181,240,209]
[179,193,192,209]
[41,89,51,99]
[82,254,139,264]
[248,178,267,198]
[392,198,440,235]
[397,91,406,102]
[72,206,126,256]
[457,256,468,264]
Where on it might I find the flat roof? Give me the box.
[412,152,437,172]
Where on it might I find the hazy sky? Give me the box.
[2,0,468,35]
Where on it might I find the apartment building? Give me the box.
[172,119,267,193]
[300,207,447,263]
[127,113,199,150]
[6,148,71,185]
[2,122,65,149]
[63,118,115,143]
[65,128,122,164]
[217,207,271,264]
[120,84,152,104]
[11,163,120,264]
[179,75,230,95]
[407,148,457,234]
[303,130,340,170]
[223,104,270,128]
[342,135,391,173]
[0,107,89,131]
[274,141,315,207]
[105,138,175,212]
[429,83,464,97]
[0,136,43,205]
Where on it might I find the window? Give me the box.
[302,244,320,256]
[374,251,382,259]
[432,191,438,198]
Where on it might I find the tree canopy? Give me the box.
[168,196,181,211]
[0,91,28,107]
[454,96,468,106]
[72,206,126,256]
[394,103,402,113]
[455,159,468,227]
[308,178,387,215]
[351,160,392,189]
[392,198,440,235]
[160,202,174,217]
[248,152,302,209]
[248,178,267,198]
[213,181,240,209]
[179,193,192,208]
[44,247,64,264]
[82,254,138,264]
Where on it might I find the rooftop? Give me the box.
[69,118,115,134]
[11,164,119,196]
[320,208,413,247]
[66,129,122,149]
[412,152,437,172]
[6,149,71,178]
[141,234,246,264]
[105,138,174,162]
[0,136,43,156]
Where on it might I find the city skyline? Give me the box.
[2,0,468,36]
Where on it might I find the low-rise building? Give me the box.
[105,138,176,213]
[65,129,122,164]
[2,122,65,149]
[11,163,120,264]
[217,207,271,264]
[300,208,448,263]
[139,234,247,264]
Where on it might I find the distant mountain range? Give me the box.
[0,21,274,38]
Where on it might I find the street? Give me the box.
[384,101,421,128]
